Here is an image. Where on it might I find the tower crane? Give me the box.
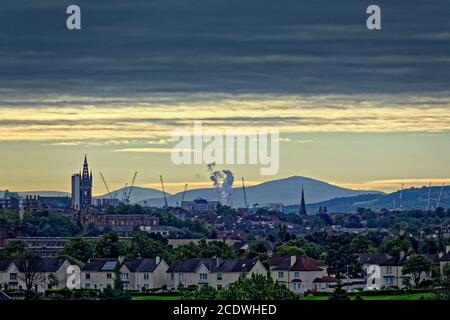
[160,175,168,208]
[99,172,114,201]
[124,171,138,204]
[242,177,249,210]
[436,183,445,209]
[427,182,432,211]
[181,183,188,204]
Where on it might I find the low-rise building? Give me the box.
[0,258,71,293]
[167,258,267,290]
[269,256,327,294]
[181,199,219,213]
[81,257,169,291]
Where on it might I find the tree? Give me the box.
[442,263,450,287]
[274,245,306,256]
[94,233,124,258]
[402,255,432,288]
[0,240,26,258]
[329,280,349,301]
[325,235,363,279]
[217,274,299,300]
[63,237,93,262]
[16,255,46,299]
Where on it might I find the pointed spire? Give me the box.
[299,187,307,216]
[82,155,89,179]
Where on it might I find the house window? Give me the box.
[293,283,301,290]
[121,273,128,281]
[217,273,223,281]
[294,272,300,278]
[107,284,112,289]
[10,273,17,280]
[86,283,91,288]
[144,284,149,289]
[178,273,184,281]
[217,285,223,290]
[85,273,90,280]
[144,273,149,280]
[171,273,175,281]
[386,266,392,274]
[278,272,284,279]
[200,273,208,281]
[107,273,112,279]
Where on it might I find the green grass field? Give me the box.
[132,295,182,300]
[303,293,432,301]
[132,292,433,301]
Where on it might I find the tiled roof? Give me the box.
[167,258,258,273]
[313,276,337,283]
[270,256,324,271]
[82,259,117,272]
[123,258,160,272]
[358,253,391,265]
[440,251,450,262]
[0,258,67,273]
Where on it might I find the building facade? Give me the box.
[71,156,92,210]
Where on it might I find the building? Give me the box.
[269,256,327,294]
[181,198,219,213]
[268,203,284,213]
[299,188,307,216]
[81,257,169,291]
[81,259,118,290]
[0,190,20,211]
[167,258,267,290]
[71,156,93,210]
[119,257,169,291]
[3,236,132,257]
[23,195,71,212]
[78,213,160,236]
[0,258,71,293]
[440,250,450,277]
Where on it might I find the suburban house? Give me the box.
[118,257,169,291]
[269,256,328,294]
[167,258,267,290]
[0,258,71,293]
[81,257,169,291]
[358,253,392,289]
[440,251,450,276]
[81,259,118,290]
[379,254,435,289]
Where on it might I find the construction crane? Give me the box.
[397,183,404,210]
[121,183,128,203]
[181,183,188,204]
[242,177,249,210]
[124,171,138,204]
[160,175,168,208]
[99,172,114,201]
[427,182,432,211]
[436,183,446,209]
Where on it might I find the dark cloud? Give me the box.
[0,0,449,96]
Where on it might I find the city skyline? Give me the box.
[1,1,449,194]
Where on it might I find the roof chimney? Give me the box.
[290,256,296,266]
[155,256,161,265]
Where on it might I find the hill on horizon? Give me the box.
[137,176,383,208]
[284,185,450,214]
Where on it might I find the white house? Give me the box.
[167,258,267,290]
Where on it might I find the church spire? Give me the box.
[82,154,89,179]
[299,187,307,216]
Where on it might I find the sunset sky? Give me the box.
[0,1,449,194]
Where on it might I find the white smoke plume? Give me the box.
[210,169,234,205]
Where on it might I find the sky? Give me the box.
[0,0,449,194]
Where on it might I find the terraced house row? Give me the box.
[1,252,450,293]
